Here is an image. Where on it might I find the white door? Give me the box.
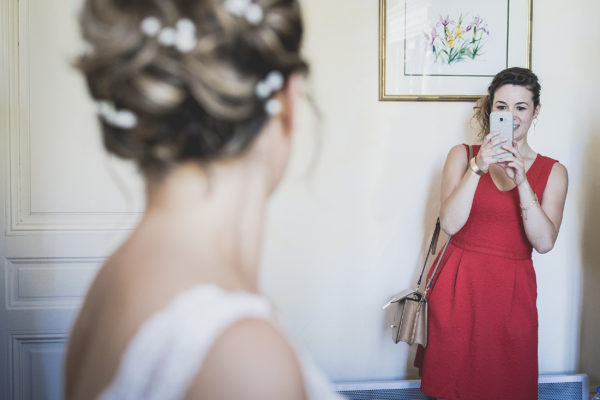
[0,1,144,398]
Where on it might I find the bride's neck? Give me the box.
[141,161,271,291]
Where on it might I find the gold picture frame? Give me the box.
[379,0,533,101]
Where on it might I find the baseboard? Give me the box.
[334,374,589,400]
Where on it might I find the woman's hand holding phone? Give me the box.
[475,111,526,186]
[496,140,527,186]
[477,136,527,187]
[474,132,510,173]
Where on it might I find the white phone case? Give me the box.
[490,111,513,159]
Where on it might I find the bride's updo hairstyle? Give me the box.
[78,0,308,176]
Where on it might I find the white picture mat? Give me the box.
[381,0,531,99]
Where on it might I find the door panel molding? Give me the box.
[10,334,68,400]
[6,0,143,233]
[5,257,102,310]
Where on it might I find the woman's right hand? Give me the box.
[475,132,509,172]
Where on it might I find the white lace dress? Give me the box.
[99,285,344,400]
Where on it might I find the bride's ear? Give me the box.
[281,73,302,134]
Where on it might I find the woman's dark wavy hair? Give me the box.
[473,67,541,139]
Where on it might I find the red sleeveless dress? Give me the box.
[414,144,558,400]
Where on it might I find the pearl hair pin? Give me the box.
[256,71,284,99]
[97,101,137,129]
[141,17,198,53]
[256,71,284,115]
[265,98,282,115]
[224,0,264,25]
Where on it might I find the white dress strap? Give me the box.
[99,285,272,400]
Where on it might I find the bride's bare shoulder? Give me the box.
[185,318,307,400]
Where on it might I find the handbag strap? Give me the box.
[416,144,474,291]
[415,218,441,287]
[467,144,473,165]
[425,238,450,292]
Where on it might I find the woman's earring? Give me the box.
[533,117,538,134]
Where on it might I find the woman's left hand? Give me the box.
[498,140,527,186]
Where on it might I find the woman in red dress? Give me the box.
[415,68,569,400]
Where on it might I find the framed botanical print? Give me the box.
[379,0,533,101]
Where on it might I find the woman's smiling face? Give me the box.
[491,84,541,142]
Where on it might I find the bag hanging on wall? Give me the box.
[382,145,473,347]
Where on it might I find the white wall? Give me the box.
[260,0,600,385]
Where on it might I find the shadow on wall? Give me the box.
[578,124,600,386]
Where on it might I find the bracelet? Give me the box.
[520,198,538,211]
[520,195,538,220]
[469,157,487,176]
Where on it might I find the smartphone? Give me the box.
[490,111,514,159]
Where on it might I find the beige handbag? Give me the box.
[383,220,449,347]
[383,145,472,347]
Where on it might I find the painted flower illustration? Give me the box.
[424,14,490,65]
